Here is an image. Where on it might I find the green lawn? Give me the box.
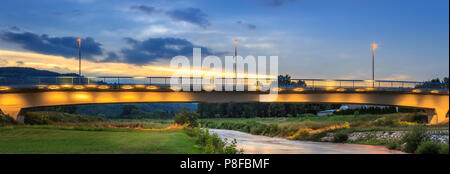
[0,126,202,154]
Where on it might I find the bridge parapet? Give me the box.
[1,76,448,94]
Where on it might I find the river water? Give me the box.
[209,129,405,154]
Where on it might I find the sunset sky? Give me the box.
[0,0,448,81]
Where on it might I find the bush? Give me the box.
[370,116,397,127]
[415,141,442,154]
[173,108,199,127]
[333,130,349,143]
[290,128,310,140]
[440,144,449,154]
[0,114,17,126]
[24,111,107,125]
[401,126,427,153]
[184,127,242,154]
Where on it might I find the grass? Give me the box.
[0,125,203,154]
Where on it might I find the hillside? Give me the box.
[0,67,78,77]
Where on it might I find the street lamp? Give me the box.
[371,43,377,87]
[77,38,82,84]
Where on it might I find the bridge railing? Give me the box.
[0,76,448,93]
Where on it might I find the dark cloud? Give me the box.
[264,0,294,7]
[9,26,20,31]
[101,51,119,62]
[166,8,210,28]
[0,31,103,60]
[236,21,257,31]
[106,37,215,65]
[130,5,157,15]
[130,5,210,28]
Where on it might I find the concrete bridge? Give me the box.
[0,76,448,124]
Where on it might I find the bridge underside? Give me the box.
[0,91,448,124]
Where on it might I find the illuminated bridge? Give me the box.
[0,76,448,124]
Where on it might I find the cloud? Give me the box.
[105,37,215,65]
[130,5,157,15]
[264,0,294,7]
[130,5,210,28]
[0,31,103,60]
[166,8,210,28]
[236,21,257,31]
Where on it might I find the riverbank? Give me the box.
[200,113,449,154]
[209,128,405,154]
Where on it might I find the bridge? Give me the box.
[0,76,448,124]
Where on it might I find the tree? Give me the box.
[121,105,138,117]
[268,103,286,117]
[174,107,199,127]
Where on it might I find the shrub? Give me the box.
[333,130,349,143]
[0,114,17,126]
[184,127,242,154]
[24,111,106,125]
[415,141,442,154]
[401,126,427,153]
[440,144,449,154]
[386,140,400,150]
[290,128,310,140]
[173,108,199,127]
[370,116,397,127]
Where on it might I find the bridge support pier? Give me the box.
[426,108,449,125]
[0,107,23,123]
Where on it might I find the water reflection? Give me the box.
[209,129,405,154]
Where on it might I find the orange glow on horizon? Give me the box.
[0,86,11,91]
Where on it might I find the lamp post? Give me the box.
[77,38,82,84]
[234,40,237,89]
[371,43,377,88]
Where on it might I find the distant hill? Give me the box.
[0,67,78,77]
[76,103,198,117]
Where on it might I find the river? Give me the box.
[209,129,405,154]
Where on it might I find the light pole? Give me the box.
[371,43,377,88]
[234,39,237,89]
[77,38,82,84]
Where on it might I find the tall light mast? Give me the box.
[77,38,82,76]
[234,39,237,80]
[371,43,377,88]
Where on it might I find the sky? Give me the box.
[0,0,448,81]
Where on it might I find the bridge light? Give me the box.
[146,85,159,90]
[336,88,346,92]
[48,85,60,90]
[121,85,134,90]
[135,85,146,89]
[203,85,216,91]
[61,85,73,89]
[170,86,182,91]
[430,90,440,94]
[324,87,336,91]
[355,88,365,92]
[365,87,376,91]
[73,85,85,90]
[412,89,422,93]
[98,85,110,89]
[0,86,11,91]
[270,87,283,92]
[293,87,305,92]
